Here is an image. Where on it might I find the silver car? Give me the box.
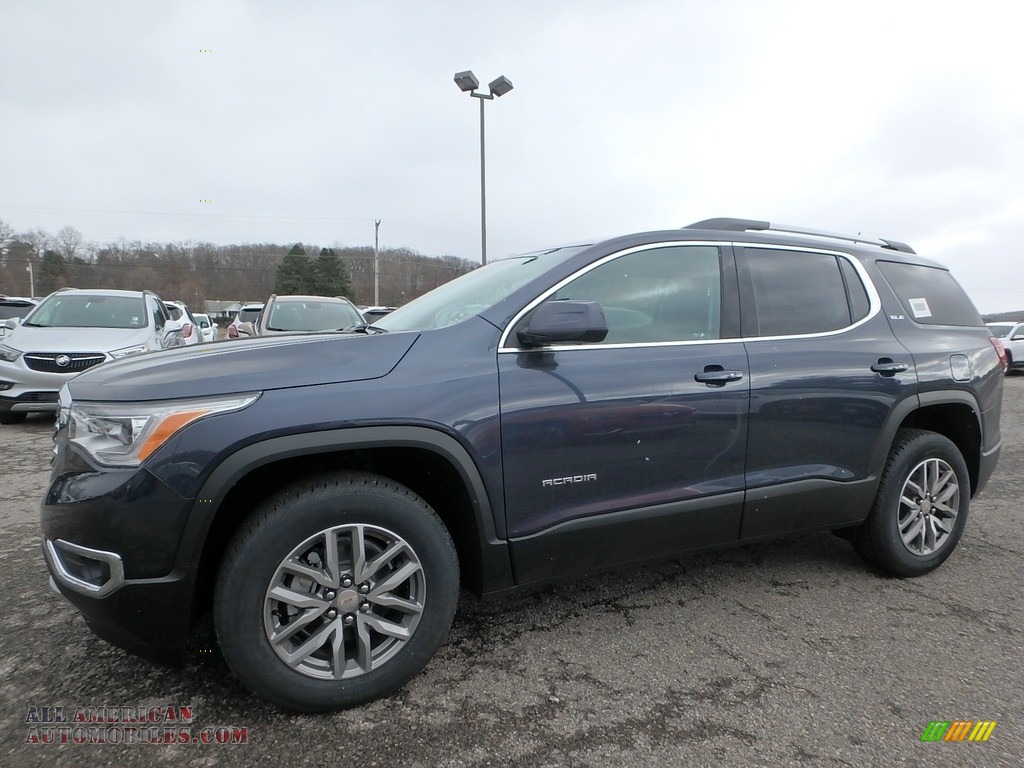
[0,288,180,424]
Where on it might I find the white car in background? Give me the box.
[163,301,201,346]
[226,303,265,339]
[193,312,217,343]
[0,296,39,338]
[987,321,1024,373]
[0,288,179,424]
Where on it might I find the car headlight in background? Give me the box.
[109,343,151,359]
[0,343,22,362]
[68,393,260,467]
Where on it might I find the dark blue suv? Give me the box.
[41,218,1004,711]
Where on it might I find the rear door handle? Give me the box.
[870,360,909,376]
[694,367,745,386]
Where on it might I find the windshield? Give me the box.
[238,307,263,324]
[266,299,363,332]
[374,247,588,332]
[25,294,147,329]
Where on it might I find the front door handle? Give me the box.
[870,360,909,376]
[694,366,745,386]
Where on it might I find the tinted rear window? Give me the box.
[877,261,982,327]
[743,249,858,336]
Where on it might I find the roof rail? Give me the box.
[684,217,916,254]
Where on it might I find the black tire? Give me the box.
[854,429,970,577]
[214,471,459,712]
[0,409,27,425]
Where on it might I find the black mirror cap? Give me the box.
[517,300,608,347]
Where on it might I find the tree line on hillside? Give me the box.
[0,220,478,308]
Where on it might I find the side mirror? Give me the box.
[517,300,608,347]
[4,318,20,330]
[237,321,256,337]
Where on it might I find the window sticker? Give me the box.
[909,298,932,319]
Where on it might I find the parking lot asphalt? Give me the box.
[1,379,1022,767]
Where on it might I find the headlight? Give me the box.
[109,343,151,359]
[0,343,22,363]
[68,393,260,467]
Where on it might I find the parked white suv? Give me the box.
[0,288,180,423]
[163,301,201,346]
[986,321,1024,373]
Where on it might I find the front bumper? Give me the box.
[0,363,79,412]
[45,546,197,662]
[41,442,201,658]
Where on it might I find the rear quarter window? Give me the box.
[877,261,982,327]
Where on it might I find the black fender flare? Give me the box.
[176,426,515,593]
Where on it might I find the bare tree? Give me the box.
[22,228,51,261]
[0,219,14,260]
[56,226,84,261]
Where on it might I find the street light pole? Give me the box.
[26,263,34,297]
[478,95,487,266]
[454,71,513,266]
[374,219,381,306]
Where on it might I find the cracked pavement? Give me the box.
[1,378,1022,767]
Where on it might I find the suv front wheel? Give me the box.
[855,429,970,577]
[214,471,459,712]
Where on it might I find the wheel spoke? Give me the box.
[331,622,346,678]
[362,541,408,582]
[371,594,423,614]
[351,526,368,584]
[904,477,925,499]
[355,616,373,673]
[899,492,919,509]
[369,560,421,598]
[270,606,327,645]
[280,559,334,589]
[268,584,329,612]
[925,516,940,550]
[322,528,341,587]
[283,620,338,668]
[901,518,924,548]
[364,615,413,640]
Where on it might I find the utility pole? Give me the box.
[26,263,34,297]
[374,219,381,306]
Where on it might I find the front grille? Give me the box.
[24,352,107,374]
[16,391,59,403]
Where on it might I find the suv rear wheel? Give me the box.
[854,429,970,577]
[214,471,459,712]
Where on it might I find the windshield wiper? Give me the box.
[342,323,388,334]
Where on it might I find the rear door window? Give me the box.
[740,248,868,337]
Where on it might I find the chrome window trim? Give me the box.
[498,240,881,354]
[498,240,725,353]
[737,242,882,343]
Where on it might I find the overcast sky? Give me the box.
[2,1,1022,312]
